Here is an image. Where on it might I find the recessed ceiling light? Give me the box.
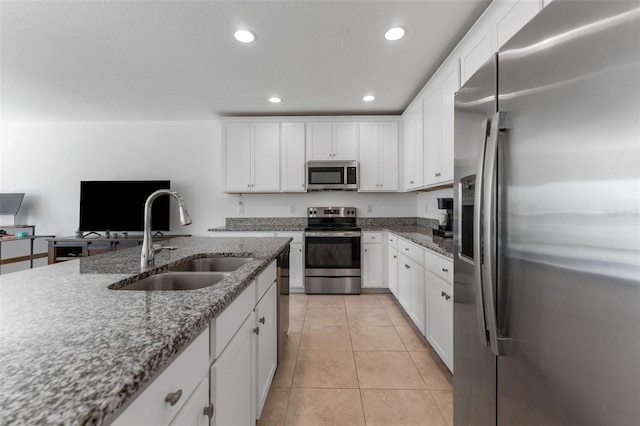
[362,95,376,102]
[385,27,405,41]
[269,97,282,103]
[234,30,255,43]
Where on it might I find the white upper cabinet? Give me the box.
[495,0,542,50]
[458,24,492,87]
[424,59,458,187]
[223,123,280,193]
[358,122,399,192]
[306,122,357,161]
[280,122,306,192]
[403,105,424,191]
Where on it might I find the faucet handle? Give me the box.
[152,244,164,253]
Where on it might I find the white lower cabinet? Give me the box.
[388,246,398,297]
[289,242,304,291]
[112,330,209,426]
[255,281,277,419]
[399,253,426,335]
[210,311,255,426]
[426,271,453,373]
[362,232,384,289]
[170,378,210,426]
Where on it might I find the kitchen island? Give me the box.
[0,236,291,425]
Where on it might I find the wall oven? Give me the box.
[304,207,361,294]
[306,161,358,191]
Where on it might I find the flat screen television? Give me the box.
[79,180,171,232]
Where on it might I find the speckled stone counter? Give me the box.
[210,217,453,258]
[0,236,291,425]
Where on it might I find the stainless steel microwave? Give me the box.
[306,161,358,191]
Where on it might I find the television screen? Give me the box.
[79,181,171,232]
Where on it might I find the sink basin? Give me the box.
[116,272,229,291]
[168,257,254,272]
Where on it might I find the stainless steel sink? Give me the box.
[168,257,254,272]
[116,272,229,291]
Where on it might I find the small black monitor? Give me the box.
[79,181,171,232]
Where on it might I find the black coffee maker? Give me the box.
[434,197,453,238]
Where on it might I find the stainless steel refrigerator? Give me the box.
[453,2,640,425]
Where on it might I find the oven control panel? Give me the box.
[308,207,356,218]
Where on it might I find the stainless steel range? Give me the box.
[304,207,361,294]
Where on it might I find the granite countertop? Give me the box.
[360,225,453,259]
[0,235,291,425]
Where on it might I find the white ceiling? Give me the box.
[0,0,490,121]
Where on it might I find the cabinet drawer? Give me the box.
[210,281,256,362]
[425,250,453,283]
[398,238,425,266]
[256,260,277,303]
[363,232,383,243]
[387,233,398,249]
[112,329,209,426]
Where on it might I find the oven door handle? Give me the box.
[304,231,362,237]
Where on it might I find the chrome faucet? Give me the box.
[141,189,192,270]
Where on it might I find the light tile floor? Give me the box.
[258,294,453,426]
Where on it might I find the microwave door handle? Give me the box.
[474,118,491,348]
[482,111,508,357]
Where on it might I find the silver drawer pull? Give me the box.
[405,248,410,251]
[253,326,260,335]
[442,268,449,272]
[393,255,397,259]
[165,389,182,406]
[259,316,265,324]
[203,403,214,418]
[405,264,410,269]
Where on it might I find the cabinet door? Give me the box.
[333,122,357,160]
[379,122,399,191]
[280,122,306,192]
[397,254,412,313]
[169,377,210,426]
[358,122,381,191]
[223,123,252,192]
[439,62,458,184]
[255,283,277,419]
[289,242,304,291]
[388,247,399,297]
[495,0,541,50]
[306,122,333,160]
[408,257,426,335]
[210,312,254,426]
[459,27,492,86]
[426,271,453,372]
[362,242,383,288]
[251,123,280,192]
[424,84,442,187]
[404,106,424,190]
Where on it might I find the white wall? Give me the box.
[417,187,454,219]
[1,120,417,236]
[1,120,223,236]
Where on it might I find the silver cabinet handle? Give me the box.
[393,255,397,259]
[203,403,214,418]
[405,264,410,269]
[442,268,448,272]
[299,248,302,252]
[435,172,441,177]
[259,316,265,324]
[165,389,182,406]
[410,180,415,184]
[405,248,409,251]
[253,326,260,335]
[365,249,367,252]
[247,184,250,188]
[441,291,446,297]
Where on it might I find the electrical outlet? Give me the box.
[289,204,295,214]
[367,204,373,213]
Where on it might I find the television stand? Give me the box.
[47,234,191,264]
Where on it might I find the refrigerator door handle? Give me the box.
[483,111,508,357]
[473,118,491,347]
